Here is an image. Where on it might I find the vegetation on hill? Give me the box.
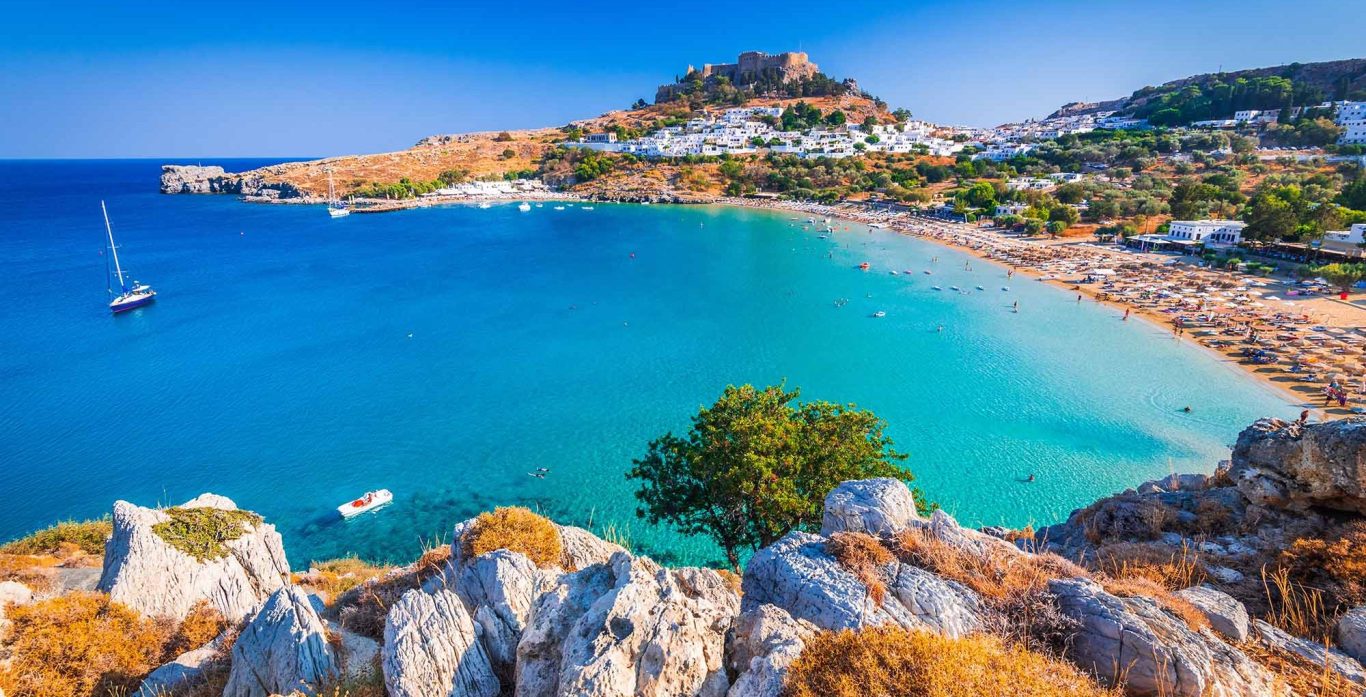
[460,506,563,569]
[0,518,111,557]
[782,626,1118,697]
[626,383,924,570]
[657,69,862,109]
[151,506,262,562]
[1116,59,1366,124]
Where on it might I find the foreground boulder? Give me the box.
[1252,619,1366,686]
[225,585,339,697]
[97,494,288,622]
[1339,607,1366,665]
[452,550,557,683]
[820,478,921,536]
[134,632,230,697]
[383,587,500,697]
[1050,578,1277,696]
[1231,416,1366,514]
[516,552,738,697]
[742,531,981,635]
[725,603,818,697]
[1173,585,1250,642]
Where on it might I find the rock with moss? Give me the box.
[225,585,339,697]
[97,494,288,622]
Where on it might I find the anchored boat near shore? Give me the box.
[101,201,156,314]
[338,489,393,518]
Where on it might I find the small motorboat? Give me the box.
[858,262,871,270]
[478,202,491,209]
[889,270,899,275]
[932,286,942,291]
[582,206,595,211]
[869,223,885,229]
[554,206,566,211]
[923,270,932,275]
[518,202,531,212]
[975,285,985,291]
[950,285,960,291]
[871,311,886,318]
[1001,286,1010,291]
[338,489,392,518]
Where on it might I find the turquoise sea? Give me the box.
[0,160,1293,568]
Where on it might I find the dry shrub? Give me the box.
[716,568,743,596]
[891,528,1084,652]
[1279,522,1366,610]
[782,626,1118,697]
[161,600,226,658]
[1094,541,1207,590]
[0,591,171,697]
[415,544,452,580]
[0,553,59,594]
[314,661,387,697]
[1002,524,1036,544]
[1239,635,1361,697]
[297,557,396,601]
[1192,498,1233,535]
[459,507,562,569]
[0,519,112,557]
[1261,565,1335,643]
[1100,576,1209,632]
[826,532,895,605]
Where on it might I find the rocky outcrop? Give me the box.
[1050,578,1278,697]
[742,530,981,635]
[726,604,818,697]
[1231,417,1366,514]
[97,494,288,622]
[1339,607,1366,666]
[0,580,34,633]
[160,164,305,199]
[1253,619,1366,686]
[1173,585,1250,642]
[452,550,557,682]
[225,585,339,697]
[558,525,628,570]
[516,552,737,697]
[820,478,921,537]
[383,587,500,697]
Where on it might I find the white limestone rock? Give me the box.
[224,585,339,697]
[382,587,500,697]
[1174,585,1250,642]
[0,581,35,634]
[1050,577,1279,697]
[741,531,981,636]
[1338,607,1366,666]
[134,631,229,697]
[820,477,921,537]
[1254,619,1366,686]
[516,552,738,697]
[453,549,558,682]
[97,494,288,622]
[726,603,818,697]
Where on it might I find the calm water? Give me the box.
[0,160,1292,567]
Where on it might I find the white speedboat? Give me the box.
[871,311,886,318]
[478,202,492,209]
[582,206,594,211]
[518,202,532,212]
[553,205,566,211]
[338,489,393,518]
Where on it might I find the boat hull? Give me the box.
[110,293,156,313]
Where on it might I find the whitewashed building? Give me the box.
[1337,102,1366,145]
[1167,220,1247,247]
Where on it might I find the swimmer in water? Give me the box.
[1027,474,1035,482]
[1182,406,1192,413]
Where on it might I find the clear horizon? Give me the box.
[2,0,1363,158]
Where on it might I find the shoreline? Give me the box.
[713,196,1362,418]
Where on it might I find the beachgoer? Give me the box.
[1123,308,1131,321]
[1182,406,1191,413]
[1027,474,1035,482]
[1297,409,1309,425]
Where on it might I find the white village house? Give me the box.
[1167,220,1247,247]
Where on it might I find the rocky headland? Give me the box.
[1,416,1365,696]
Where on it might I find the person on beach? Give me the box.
[1077,294,1082,303]
[1297,409,1310,425]
[1123,308,1131,321]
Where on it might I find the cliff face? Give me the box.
[160,164,305,200]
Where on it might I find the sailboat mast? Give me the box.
[328,169,336,205]
[101,200,128,292]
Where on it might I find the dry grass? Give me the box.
[782,626,1119,697]
[296,557,396,602]
[0,519,112,557]
[1100,576,1209,632]
[891,528,1084,652]
[827,532,895,605]
[1239,636,1361,697]
[459,507,563,569]
[0,553,60,594]
[716,568,743,596]
[0,592,171,697]
[160,600,226,659]
[1261,565,1335,644]
[1279,522,1366,610]
[1094,541,1207,591]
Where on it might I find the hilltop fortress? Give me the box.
[656,50,821,102]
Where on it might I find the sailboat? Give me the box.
[326,169,350,218]
[102,201,156,313]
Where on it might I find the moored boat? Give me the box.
[102,201,156,313]
[338,489,393,518]
[518,202,532,212]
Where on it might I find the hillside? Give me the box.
[1049,58,1366,122]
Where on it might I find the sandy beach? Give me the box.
[719,196,1366,419]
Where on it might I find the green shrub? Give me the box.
[0,518,112,557]
[152,507,262,562]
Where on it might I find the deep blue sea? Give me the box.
[0,160,1293,568]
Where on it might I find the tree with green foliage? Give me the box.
[626,383,919,570]
[824,110,847,127]
[1311,263,1366,293]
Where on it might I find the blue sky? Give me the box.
[1,0,1362,158]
